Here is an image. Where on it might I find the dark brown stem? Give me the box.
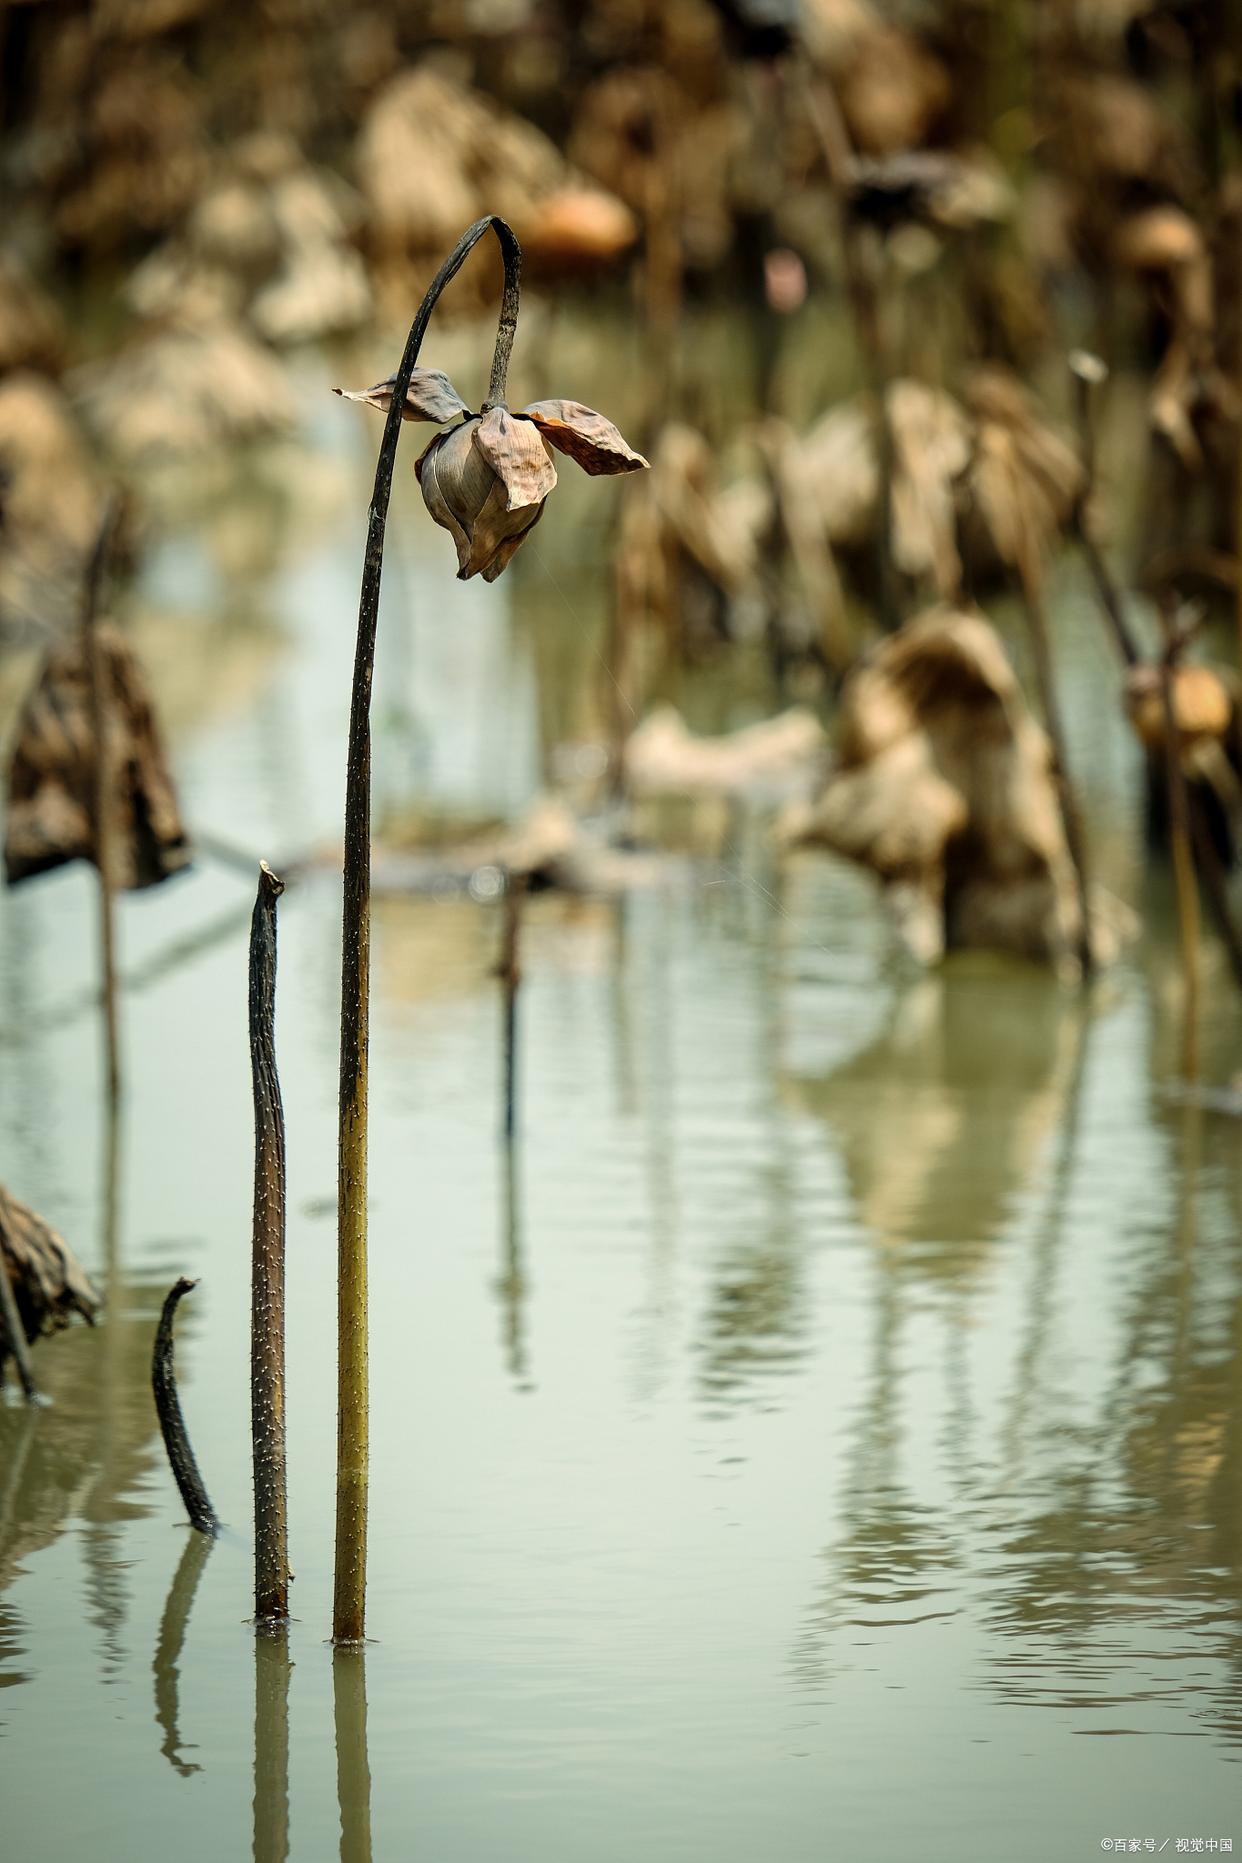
[0,1229,38,1402]
[1159,655,1201,1078]
[1068,355,1141,667]
[1187,798,1242,991]
[83,501,121,1105]
[250,862,289,1629]
[795,56,895,628]
[335,216,522,1648]
[498,869,526,1143]
[1019,570,1096,978]
[152,1277,218,1536]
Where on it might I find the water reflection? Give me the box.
[784,966,1084,1278]
[495,1141,531,1390]
[333,1649,373,1863]
[153,1530,213,1776]
[0,1275,165,1695]
[253,1633,292,1863]
[980,1096,1242,1743]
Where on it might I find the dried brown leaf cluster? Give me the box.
[5,624,190,889]
[779,607,1129,970]
[0,1188,99,1384]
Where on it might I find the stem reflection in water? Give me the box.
[152,1529,213,1777]
[253,1632,292,1863]
[333,1648,373,1863]
[496,1139,530,1389]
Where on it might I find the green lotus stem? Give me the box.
[250,861,290,1629]
[334,216,522,1647]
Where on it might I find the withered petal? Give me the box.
[481,499,545,583]
[461,474,546,580]
[417,424,546,581]
[518,400,648,475]
[334,369,471,423]
[417,430,477,576]
[473,407,557,511]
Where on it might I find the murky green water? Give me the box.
[2,348,1241,1861]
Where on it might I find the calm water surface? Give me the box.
[1,351,1241,1861]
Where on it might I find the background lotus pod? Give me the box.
[4,623,191,888]
[334,370,471,423]
[416,413,553,583]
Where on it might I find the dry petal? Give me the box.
[519,400,648,475]
[417,420,546,580]
[334,369,471,423]
[473,406,557,510]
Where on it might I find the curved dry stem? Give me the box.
[152,1278,218,1536]
[335,216,522,1647]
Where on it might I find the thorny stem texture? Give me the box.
[250,862,290,1629]
[335,216,522,1646]
[152,1277,219,1536]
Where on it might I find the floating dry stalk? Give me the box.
[151,1277,218,1537]
[250,862,290,1629]
[331,214,646,1646]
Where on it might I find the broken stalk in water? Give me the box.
[250,862,290,1630]
[152,1277,218,1536]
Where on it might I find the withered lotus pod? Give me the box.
[335,374,647,581]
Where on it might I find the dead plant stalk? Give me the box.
[250,862,290,1629]
[334,215,521,1647]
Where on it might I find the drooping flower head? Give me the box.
[335,371,648,582]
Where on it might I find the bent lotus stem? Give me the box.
[334,216,522,1648]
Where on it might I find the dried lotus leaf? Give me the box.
[472,407,557,511]
[335,369,470,423]
[520,400,648,474]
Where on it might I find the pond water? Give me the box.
[2,343,1241,1861]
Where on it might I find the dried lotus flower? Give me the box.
[331,213,647,1646]
[335,375,647,581]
